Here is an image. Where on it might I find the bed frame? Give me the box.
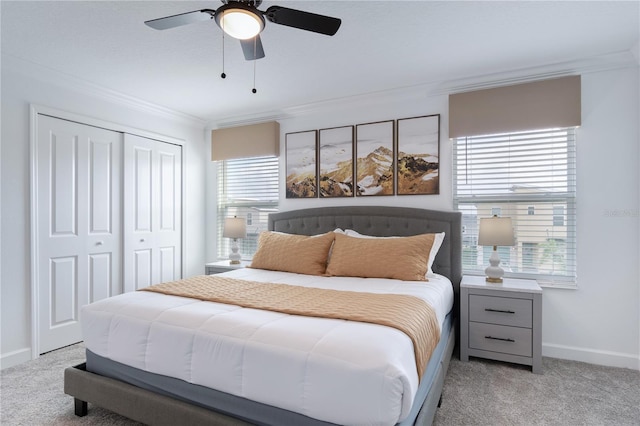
[64,206,462,426]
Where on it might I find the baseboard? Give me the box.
[0,347,32,370]
[543,343,640,370]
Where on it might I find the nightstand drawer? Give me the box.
[469,322,532,357]
[469,295,532,328]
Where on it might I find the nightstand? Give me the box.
[205,260,250,275]
[460,275,542,374]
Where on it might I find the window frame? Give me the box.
[216,156,279,261]
[453,127,577,286]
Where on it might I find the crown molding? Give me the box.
[5,48,634,130]
[208,49,639,127]
[439,50,638,95]
[2,53,207,128]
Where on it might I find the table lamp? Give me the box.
[478,215,514,283]
[223,216,247,264]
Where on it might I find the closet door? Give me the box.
[123,134,182,292]
[36,115,122,353]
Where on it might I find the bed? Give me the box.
[64,206,462,426]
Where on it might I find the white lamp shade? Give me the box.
[223,217,247,239]
[478,216,514,247]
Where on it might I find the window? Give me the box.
[217,156,279,260]
[522,242,539,272]
[553,206,565,226]
[454,128,576,285]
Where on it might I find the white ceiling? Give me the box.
[2,1,639,125]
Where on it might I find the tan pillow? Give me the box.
[344,229,445,276]
[250,231,335,275]
[326,233,435,281]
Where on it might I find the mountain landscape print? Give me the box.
[286,130,317,198]
[397,115,440,195]
[319,126,354,197]
[356,120,394,196]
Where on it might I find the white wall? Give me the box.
[207,62,640,370]
[542,66,639,369]
[0,56,207,368]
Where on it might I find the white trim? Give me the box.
[0,348,32,370]
[543,342,640,371]
[209,50,638,128]
[4,53,206,127]
[442,50,637,95]
[29,106,40,360]
[32,104,186,147]
[29,104,187,359]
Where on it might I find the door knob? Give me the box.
[96,241,104,246]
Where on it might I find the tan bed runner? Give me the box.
[141,275,440,379]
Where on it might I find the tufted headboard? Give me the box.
[268,206,462,293]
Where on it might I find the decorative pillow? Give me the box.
[344,230,445,275]
[250,231,335,275]
[326,233,435,281]
[427,232,445,274]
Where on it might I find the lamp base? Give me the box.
[484,247,505,284]
[228,238,242,265]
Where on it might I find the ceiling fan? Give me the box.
[145,0,342,61]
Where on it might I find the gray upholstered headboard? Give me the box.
[268,206,462,292]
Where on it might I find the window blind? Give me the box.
[453,128,576,285]
[217,156,279,259]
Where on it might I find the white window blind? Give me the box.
[217,156,279,260]
[453,128,577,285]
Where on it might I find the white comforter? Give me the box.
[81,268,453,426]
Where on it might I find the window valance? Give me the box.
[449,76,581,139]
[211,121,280,161]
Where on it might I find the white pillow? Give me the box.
[344,229,445,275]
[428,232,445,275]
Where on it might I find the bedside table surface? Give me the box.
[461,275,542,294]
[206,260,251,269]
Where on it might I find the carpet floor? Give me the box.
[1,343,638,425]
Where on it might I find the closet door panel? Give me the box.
[89,252,112,302]
[50,256,77,325]
[50,131,78,236]
[36,115,122,353]
[123,134,182,292]
[134,147,153,232]
[89,140,114,234]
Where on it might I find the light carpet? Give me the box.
[1,343,638,425]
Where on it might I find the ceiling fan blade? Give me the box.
[145,9,215,30]
[240,35,266,61]
[265,6,341,36]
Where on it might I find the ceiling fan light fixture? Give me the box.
[216,4,265,40]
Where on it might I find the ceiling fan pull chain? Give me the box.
[252,38,257,93]
[220,12,226,79]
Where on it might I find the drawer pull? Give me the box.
[485,308,515,314]
[485,336,515,343]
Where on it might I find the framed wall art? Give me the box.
[285,130,318,198]
[319,125,354,198]
[396,114,440,195]
[355,120,395,196]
